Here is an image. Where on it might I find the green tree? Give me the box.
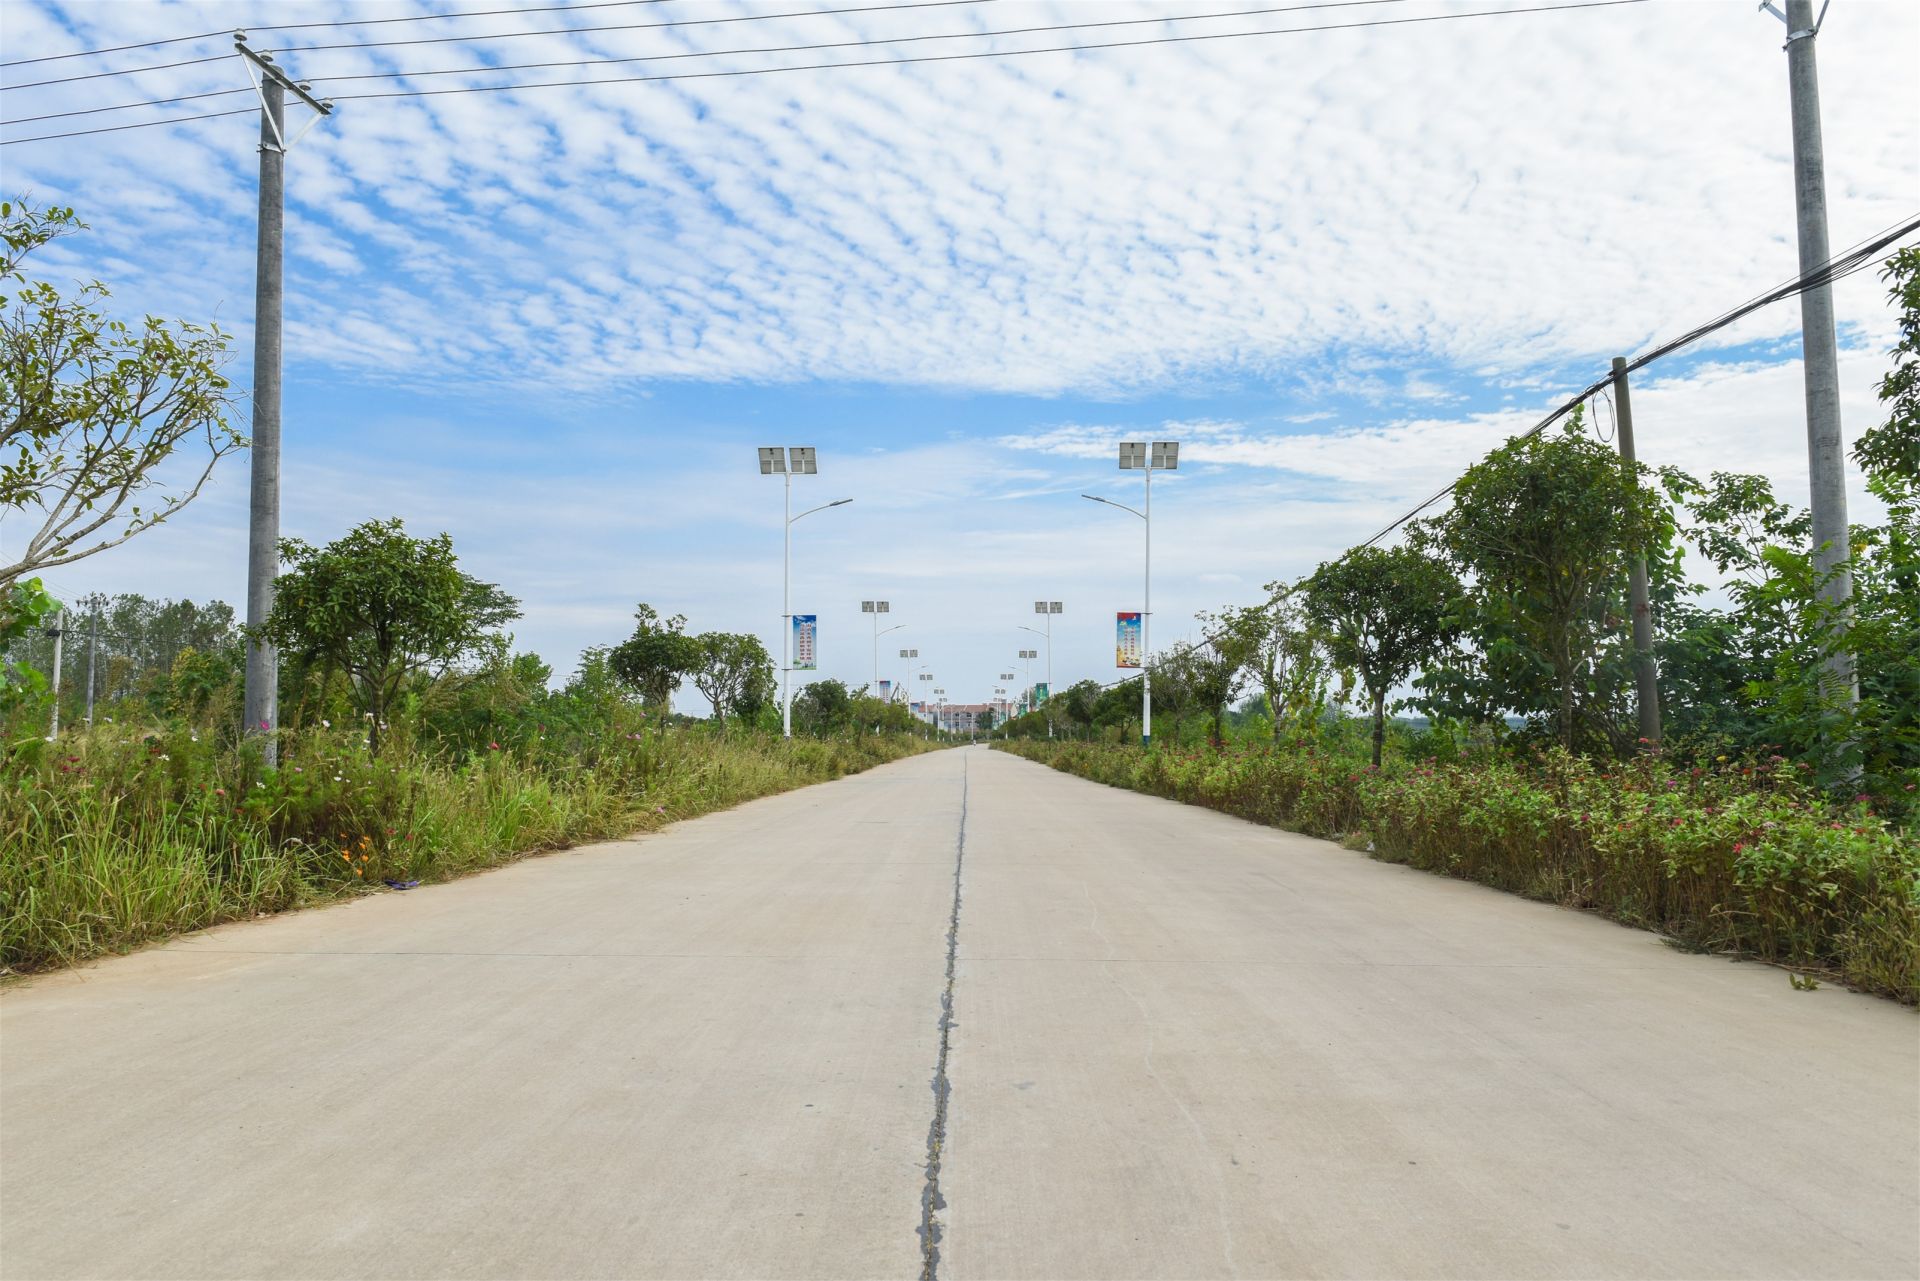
[1060,679,1103,740]
[977,707,997,733]
[609,604,700,715]
[794,678,852,734]
[1,200,239,590]
[1241,584,1330,741]
[258,518,519,754]
[1093,677,1143,743]
[689,631,775,725]
[1303,544,1460,767]
[1424,415,1674,753]
[1184,612,1263,747]
[1857,247,1920,501]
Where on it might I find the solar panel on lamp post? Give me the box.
[759,446,850,738]
[861,600,904,695]
[1020,599,1061,735]
[1084,442,1177,747]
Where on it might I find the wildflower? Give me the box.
[1853,793,1871,804]
[488,742,501,751]
[321,720,331,729]
[214,788,226,797]
[1733,842,1744,853]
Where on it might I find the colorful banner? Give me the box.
[1032,682,1050,706]
[878,679,893,702]
[792,614,817,670]
[1115,612,1143,668]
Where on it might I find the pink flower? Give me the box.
[488,741,501,751]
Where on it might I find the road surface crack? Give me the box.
[918,750,968,1281]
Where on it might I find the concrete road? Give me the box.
[2,747,1914,1279]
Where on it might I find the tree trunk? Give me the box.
[1370,687,1386,768]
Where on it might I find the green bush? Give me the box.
[1,720,935,973]
[997,740,1919,1002]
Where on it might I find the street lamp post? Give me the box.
[759,447,851,738]
[1084,441,1177,747]
[862,600,904,694]
[1014,650,1036,715]
[1021,603,1067,729]
[897,648,918,702]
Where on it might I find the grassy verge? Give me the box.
[2,724,937,974]
[995,739,1920,1002]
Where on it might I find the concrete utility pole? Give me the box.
[1767,0,1856,705]
[237,38,332,767]
[46,610,63,741]
[1611,358,1660,748]
[242,75,284,764]
[84,610,98,729]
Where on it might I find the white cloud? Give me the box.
[6,0,1917,707]
[4,0,1915,396]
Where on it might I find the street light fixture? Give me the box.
[862,600,905,694]
[759,446,851,738]
[1019,599,1062,736]
[1084,440,1177,747]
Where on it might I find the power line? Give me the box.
[333,0,1651,104]
[2,51,231,93]
[1354,211,1920,549]
[315,0,1409,84]
[0,0,670,68]
[5,0,1410,127]
[281,0,992,55]
[0,0,1650,147]
[0,0,993,91]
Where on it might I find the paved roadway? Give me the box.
[2,746,1915,1279]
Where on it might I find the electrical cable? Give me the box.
[0,0,1650,145]
[0,0,993,90]
[3,0,1409,126]
[1353,211,1920,549]
[0,0,672,68]
[332,0,1650,106]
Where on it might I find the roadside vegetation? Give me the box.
[2,535,938,977]
[0,197,943,974]
[996,251,1920,1002]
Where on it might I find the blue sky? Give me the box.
[4,0,1918,712]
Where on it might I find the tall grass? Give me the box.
[2,723,935,973]
[996,739,1920,1002]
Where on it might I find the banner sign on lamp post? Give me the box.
[1115,612,1143,668]
[792,614,817,670]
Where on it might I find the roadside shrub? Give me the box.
[997,740,1919,1002]
[1,722,936,973]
